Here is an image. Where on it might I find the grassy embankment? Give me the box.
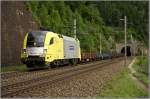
[1,65,27,72]
[133,56,149,85]
[99,57,149,97]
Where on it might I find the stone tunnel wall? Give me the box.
[1,1,38,66]
[116,43,139,56]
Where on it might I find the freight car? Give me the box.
[81,52,97,62]
[81,52,124,62]
[21,31,81,68]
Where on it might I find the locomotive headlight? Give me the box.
[40,49,47,57]
[43,49,47,54]
[21,48,28,57]
[23,49,26,54]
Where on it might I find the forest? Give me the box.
[26,1,148,53]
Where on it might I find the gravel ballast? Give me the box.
[11,58,132,97]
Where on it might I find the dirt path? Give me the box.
[128,58,148,92]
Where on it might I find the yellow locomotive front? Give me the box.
[21,31,63,68]
[21,31,47,68]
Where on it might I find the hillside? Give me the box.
[1,1,38,66]
[26,1,148,52]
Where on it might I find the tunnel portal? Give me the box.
[121,46,131,56]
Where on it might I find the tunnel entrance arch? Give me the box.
[121,46,131,56]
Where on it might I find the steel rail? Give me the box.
[1,58,123,97]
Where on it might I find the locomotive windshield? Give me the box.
[27,31,46,47]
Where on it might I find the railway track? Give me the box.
[1,59,108,80]
[1,59,111,87]
[1,65,77,86]
[1,67,65,80]
[1,58,123,97]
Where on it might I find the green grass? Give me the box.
[133,56,149,85]
[99,69,148,98]
[134,73,149,86]
[1,65,27,72]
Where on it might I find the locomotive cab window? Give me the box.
[49,37,54,45]
[27,31,46,47]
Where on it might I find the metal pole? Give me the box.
[130,34,133,57]
[74,19,76,39]
[141,44,144,57]
[124,16,127,66]
[100,32,102,54]
[141,45,143,67]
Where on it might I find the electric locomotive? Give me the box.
[21,31,81,68]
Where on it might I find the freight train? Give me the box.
[21,31,122,69]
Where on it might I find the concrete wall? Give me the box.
[1,1,38,66]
